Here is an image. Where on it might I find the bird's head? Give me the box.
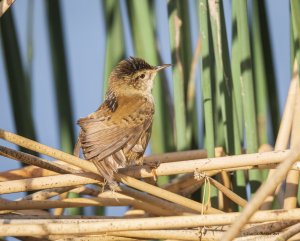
[108,57,171,94]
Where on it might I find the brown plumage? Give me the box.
[75,57,171,186]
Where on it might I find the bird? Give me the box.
[74,57,171,187]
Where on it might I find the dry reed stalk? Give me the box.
[144,149,208,164]
[110,229,224,240]
[0,128,97,172]
[244,163,300,171]
[241,220,298,235]
[0,193,132,210]
[1,209,300,236]
[0,186,98,214]
[0,0,15,17]
[124,197,176,217]
[162,150,224,197]
[118,185,197,215]
[115,173,221,214]
[41,192,65,216]
[180,171,222,197]
[0,172,103,194]
[109,229,282,241]
[54,236,139,241]
[207,177,247,207]
[53,192,68,216]
[0,217,127,224]
[163,173,196,192]
[60,235,140,241]
[219,170,232,210]
[261,61,299,209]
[0,158,82,181]
[3,158,297,192]
[164,238,275,241]
[275,222,300,241]
[222,140,300,241]
[283,81,300,209]
[0,146,80,174]
[234,236,277,241]
[1,185,99,215]
[144,147,223,173]
[162,172,219,197]
[0,208,49,216]
[13,237,51,241]
[7,154,300,179]
[124,209,149,218]
[22,186,99,201]
[23,187,77,201]
[0,191,170,216]
[0,165,57,181]
[122,149,290,178]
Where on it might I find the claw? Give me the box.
[147,160,160,182]
[147,160,161,169]
[151,168,157,182]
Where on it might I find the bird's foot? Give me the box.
[146,160,161,169]
[146,160,161,182]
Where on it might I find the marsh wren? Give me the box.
[75,57,171,186]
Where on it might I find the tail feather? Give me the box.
[76,130,127,186]
[92,156,120,185]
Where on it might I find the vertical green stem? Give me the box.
[231,1,243,145]
[127,0,173,154]
[46,0,79,215]
[198,0,219,209]
[231,0,247,206]
[199,0,215,158]
[291,0,300,207]
[46,0,75,152]
[219,0,241,155]
[167,0,192,151]
[291,0,300,72]
[103,0,125,95]
[207,0,236,154]
[252,0,268,145]
[236,0,260,194]
[257,0,280,142]
[236,0,258,152]
[0,9,37,151]
[127,0,174,185]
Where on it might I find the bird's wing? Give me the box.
[77,94,154,183]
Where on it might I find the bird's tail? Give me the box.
[92,157,119,188]
[74,131,122,189]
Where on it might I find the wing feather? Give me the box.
[77,94,154,184]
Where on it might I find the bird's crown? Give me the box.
[112,57,154,78]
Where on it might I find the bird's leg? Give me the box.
[144,158,161,183]
[108,180,121,193]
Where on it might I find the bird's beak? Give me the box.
[155,64,172,72]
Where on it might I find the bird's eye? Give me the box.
[140,74,145,79]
